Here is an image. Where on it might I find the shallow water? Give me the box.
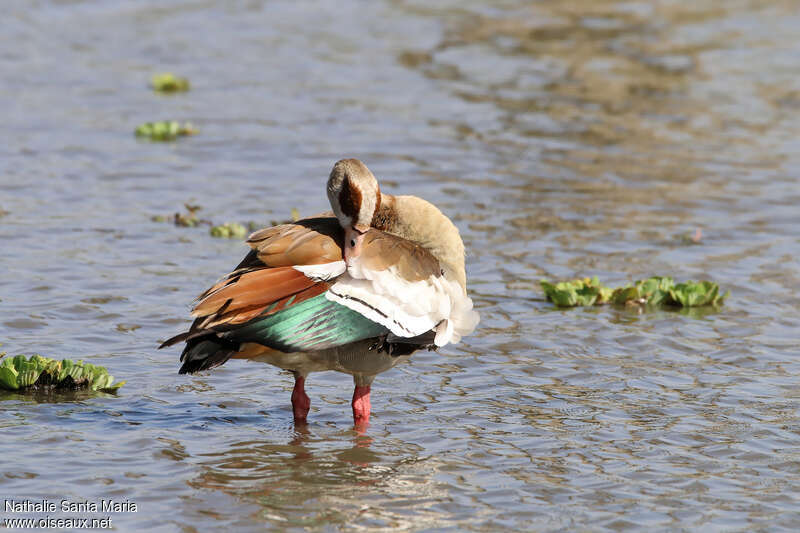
[2,0,799,530]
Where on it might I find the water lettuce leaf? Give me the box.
[542,276,728,309]
[135,121,197,141]
[609,276,675,306]
[540,277,613,307]
[0,354,125,393]
[668,281,727,307]
[151,73,190,93]
[210,222,248,239]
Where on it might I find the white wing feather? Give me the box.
[326,258,479,347]
[292,261,346,281]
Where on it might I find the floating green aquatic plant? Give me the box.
[539,277,613,307]
[668,280,727,307]
[608,276,676,306]
[541,276,729,308]
[0,354,125,392]
[210,222,247,239]
[150,73,190,93]
[173,203,205,227]
[151,204,210,228]
[135,121,197,141]
[152,207,299,239]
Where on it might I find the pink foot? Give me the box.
[292,375,310,423]
[352,385,371,428]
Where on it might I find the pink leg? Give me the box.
[352,385,371,428]
[291,375,310,423]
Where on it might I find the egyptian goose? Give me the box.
[161,159,479,427]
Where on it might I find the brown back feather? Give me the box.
[359,231,442,282]
[247,216,343,267]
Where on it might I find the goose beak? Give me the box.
[344,225,367,262]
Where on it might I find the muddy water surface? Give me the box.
[1,0,799,531]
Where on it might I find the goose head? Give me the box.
[327,158,381,261]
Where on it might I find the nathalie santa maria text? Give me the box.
[5,499,137,513]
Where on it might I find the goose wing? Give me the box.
[328,231,479,347]
[161,216,385,354]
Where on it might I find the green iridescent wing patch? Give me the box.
[222,294,388,352]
